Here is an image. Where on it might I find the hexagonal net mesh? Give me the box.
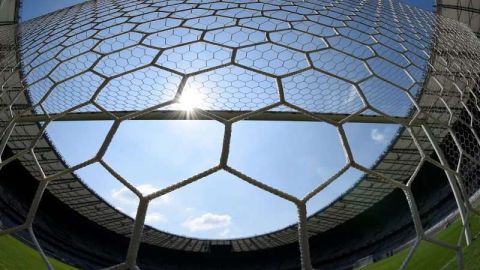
[1,0,480,269]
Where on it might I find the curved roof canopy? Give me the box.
[437,0,480,37]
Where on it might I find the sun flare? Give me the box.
[178,88,204,111]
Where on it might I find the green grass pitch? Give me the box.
[0,212,479,270]
[360,212,480,270]
[0,234,76,270]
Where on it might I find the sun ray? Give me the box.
[178,87,204,112]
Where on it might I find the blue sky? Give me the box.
[20,0,428,239]
[400,0,434,11]
[45,119,399,238]
[20,0,435,21]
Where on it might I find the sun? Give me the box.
[178,88,204,111]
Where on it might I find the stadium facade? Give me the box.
[1,0,480,269]
[436,0,480,38]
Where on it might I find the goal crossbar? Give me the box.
[13,110,412,124]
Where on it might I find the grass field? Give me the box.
[360,213,480,270]
[0,214,479,270]
[0,234,76,270]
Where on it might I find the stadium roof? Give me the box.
[436,0,480,38]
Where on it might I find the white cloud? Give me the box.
[345,87,360,104]
[137,184,160,195]
[145,212,168,224]
[219,228,233,238]
[370,128,386,144]
[182,213,232,232]
[111,184,170,205]
[111,186,136,204]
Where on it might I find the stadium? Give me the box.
[0,0,480,269]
